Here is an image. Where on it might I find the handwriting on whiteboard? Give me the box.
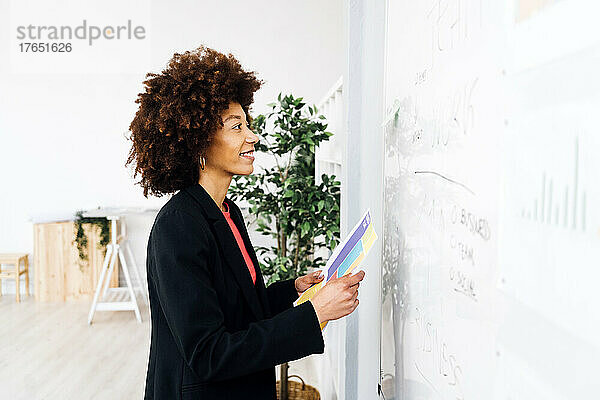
[450,234,475,266]
[427,0,485,68]
[413,306,465,399]
[413,191,490,303]
[386,77,479,152]
[450,266,477,301]
[451,204,491,241]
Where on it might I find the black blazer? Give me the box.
[144,183,325,400]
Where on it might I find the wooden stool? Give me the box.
[0,253,30,303]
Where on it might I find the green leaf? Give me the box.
[318,200,325,212]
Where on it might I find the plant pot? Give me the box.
[276,375,320,400]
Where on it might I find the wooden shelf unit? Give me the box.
[33,221,119,302]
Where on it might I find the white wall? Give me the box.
[0,0,344,295]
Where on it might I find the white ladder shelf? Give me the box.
[87,214,149,325]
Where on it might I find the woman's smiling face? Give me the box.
[204,102,259,176]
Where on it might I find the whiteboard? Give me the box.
[379,0,600,399]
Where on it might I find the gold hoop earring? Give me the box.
[199,156,206,171]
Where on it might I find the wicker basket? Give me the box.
[276,375,320,400]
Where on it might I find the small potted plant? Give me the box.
[73,210,110,272]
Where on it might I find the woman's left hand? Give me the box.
[295,270,325,297]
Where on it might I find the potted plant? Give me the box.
[73,210,110,272]
[228,93,341,399]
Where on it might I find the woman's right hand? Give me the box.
[309,270,365,324]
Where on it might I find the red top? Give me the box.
[221,201,257,285]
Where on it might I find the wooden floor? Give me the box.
[0,295,150,400]
[0,294,321,400]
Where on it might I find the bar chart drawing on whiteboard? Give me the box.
[521,136,587,232]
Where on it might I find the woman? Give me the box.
[127,46,365,399]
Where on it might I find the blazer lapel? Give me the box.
[226,200,272,317]
[183,184,265,321]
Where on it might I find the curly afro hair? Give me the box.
[126,45,263,197]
